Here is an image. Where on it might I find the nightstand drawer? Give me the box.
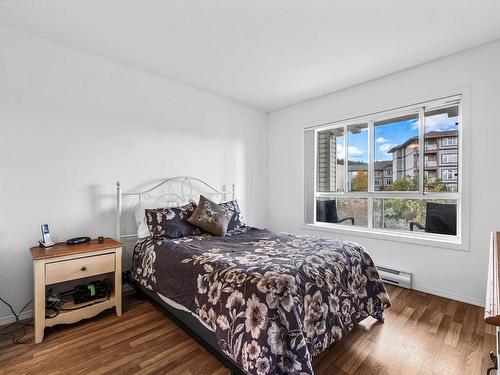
[45,253,115,284]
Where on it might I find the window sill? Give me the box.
[301,223,468,251]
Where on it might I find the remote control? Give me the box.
[66,237,91,245]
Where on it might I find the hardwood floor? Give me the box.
[0,285,496,375]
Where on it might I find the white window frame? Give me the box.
[303,91,469,251]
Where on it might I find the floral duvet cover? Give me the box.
[132,227,391,375]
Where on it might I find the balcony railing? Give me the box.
[425,144,437,150]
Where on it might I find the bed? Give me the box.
[116,177,391,375]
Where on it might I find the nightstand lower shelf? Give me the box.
[45,293,116,328]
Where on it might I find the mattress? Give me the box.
[156,291,214,332]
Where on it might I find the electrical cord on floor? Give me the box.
[2,280,112,344]
[0,297,33,345]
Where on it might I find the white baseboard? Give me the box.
[0,309,33,326]
[412,284,484,307]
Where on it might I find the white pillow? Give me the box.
[134,202,171,239]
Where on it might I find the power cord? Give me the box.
[0,297,33,345]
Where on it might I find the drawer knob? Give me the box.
[81,266,87,271]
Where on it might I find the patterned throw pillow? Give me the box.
[145,202,201,238]
[188,195,233,236]
[219,200,245,231]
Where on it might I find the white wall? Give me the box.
[268,40,500,306]
[0,26,268,322]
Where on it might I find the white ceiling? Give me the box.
[1,1,500,111]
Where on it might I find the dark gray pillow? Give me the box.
[145,202,201,238]
[219,200,245,231]
[188,195,232,236]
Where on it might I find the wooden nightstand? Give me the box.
[30,238,123,343]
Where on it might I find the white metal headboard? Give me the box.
[116,176,235,239]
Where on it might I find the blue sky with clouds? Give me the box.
[338,113,458,163]
[374,119,418,161]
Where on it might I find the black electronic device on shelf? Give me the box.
[73,279,111,304]
[66,236,91,245]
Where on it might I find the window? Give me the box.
[424,105,459,192]
[306,95,463,242]
[374,113,419,191]
[316,127,344,192]
[441,153,457,164]
[373,198,456,233]
[425,170,437,182]
[425,140,437,150]
[347,123,368,192]
[441,136,458,147]
[441,169,457,181]
[425,155,437,166]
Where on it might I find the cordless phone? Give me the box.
[39,224,55,247]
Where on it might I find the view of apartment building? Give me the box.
[388,130,458,191]
[346,161,393,191]
[373,161,393,191]
[317,129,396,191]
[317,129,458,192]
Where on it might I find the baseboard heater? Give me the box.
[376,265,412,289]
